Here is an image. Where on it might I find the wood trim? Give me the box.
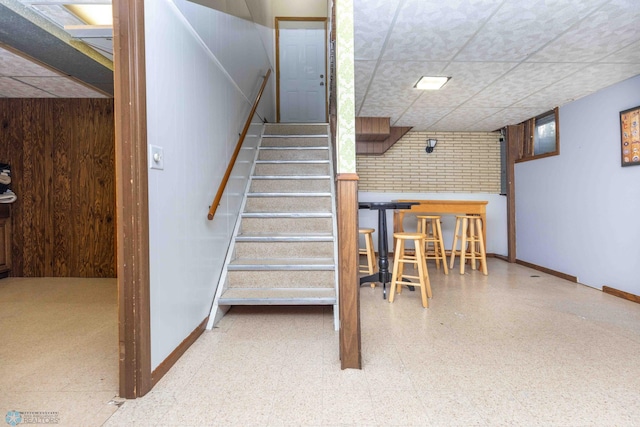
[515,108,560,163]
[324,19,328,123]
[355,117,390,141]
[275,17,328,123]
[602,286,640,304]
[515,259,578,283]
[113,0,152,399]
[208,69,271,220]
[336,173,361,369]
[151,317,208,385]
[356,126,412,155]
[505,125,520,263]
[275,18,280,123]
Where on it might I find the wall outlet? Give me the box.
[149,145,164,170]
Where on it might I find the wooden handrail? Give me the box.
[207,69,271,220]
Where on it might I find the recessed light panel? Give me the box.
[415,76,450,90]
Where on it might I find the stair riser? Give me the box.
[262,137,328,147]
[250,179,330,193]
[227,270,335,288]
[240,217,332,234]
[234,241,334,258]
[258,149,328,161]
[264,124,327,135]
[254,163,330,176]
[245,196,332,213]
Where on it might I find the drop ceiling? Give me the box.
[2,0,640,132]
[0,0,113,98]
[354,0,640,131]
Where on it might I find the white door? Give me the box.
[278,21,326,123]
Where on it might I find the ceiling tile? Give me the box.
[470,107,545,131]
[0,77,54,97]
[513,62,640,108]
[358,104,407,124]
[0,47,59,77]
[529,0,640,63]
[421,107,504,131]
[354,60,377,113]
[353,0,401,60]
[14,77,106,97]
[599,39,640,64]
[368,60,449,90]
[456,0,605,62]
[463,62,587,108]
[412,62,517,108]
[394,107,454,130]
[357,60,446,114]
[381,0,503,61]
[439,107,503,125]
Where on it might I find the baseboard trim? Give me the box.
[151,316,208,387]
[602,286,640,304]
[515,259,578,283]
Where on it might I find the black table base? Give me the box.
[359,201,419,299]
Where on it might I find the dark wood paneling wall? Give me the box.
[0,98,115,277]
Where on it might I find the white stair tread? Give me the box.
[219,288,336,305]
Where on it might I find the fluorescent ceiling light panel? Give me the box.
[64,4,113,26]
[415,76,450,90]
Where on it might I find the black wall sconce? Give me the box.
[425,138,437,153]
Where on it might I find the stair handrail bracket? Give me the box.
[207,69,272,220]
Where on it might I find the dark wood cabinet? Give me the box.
[0,204,11,278]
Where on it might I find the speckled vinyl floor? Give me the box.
[2,259,640,426]
[0,277,119,426]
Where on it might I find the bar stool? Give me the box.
[416,215,448,274]
[358,228,376,287]
[449,215,488,275]
[389,232,432,308]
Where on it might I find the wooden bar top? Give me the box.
[393,199,488,248]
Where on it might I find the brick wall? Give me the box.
[356,131,502,193]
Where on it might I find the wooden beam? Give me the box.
[355,117,390,141]
[356,126,412,155]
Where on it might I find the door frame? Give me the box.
[113,0,152,398]
[275,17,328,123]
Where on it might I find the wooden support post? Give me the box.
[336,173,361,369]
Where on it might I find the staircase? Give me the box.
[210,123,339,329]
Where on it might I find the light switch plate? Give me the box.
[149,145,164,170]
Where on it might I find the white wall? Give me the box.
[145,0,274,369]
[516,75,640,294]
[358,191,508,256]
